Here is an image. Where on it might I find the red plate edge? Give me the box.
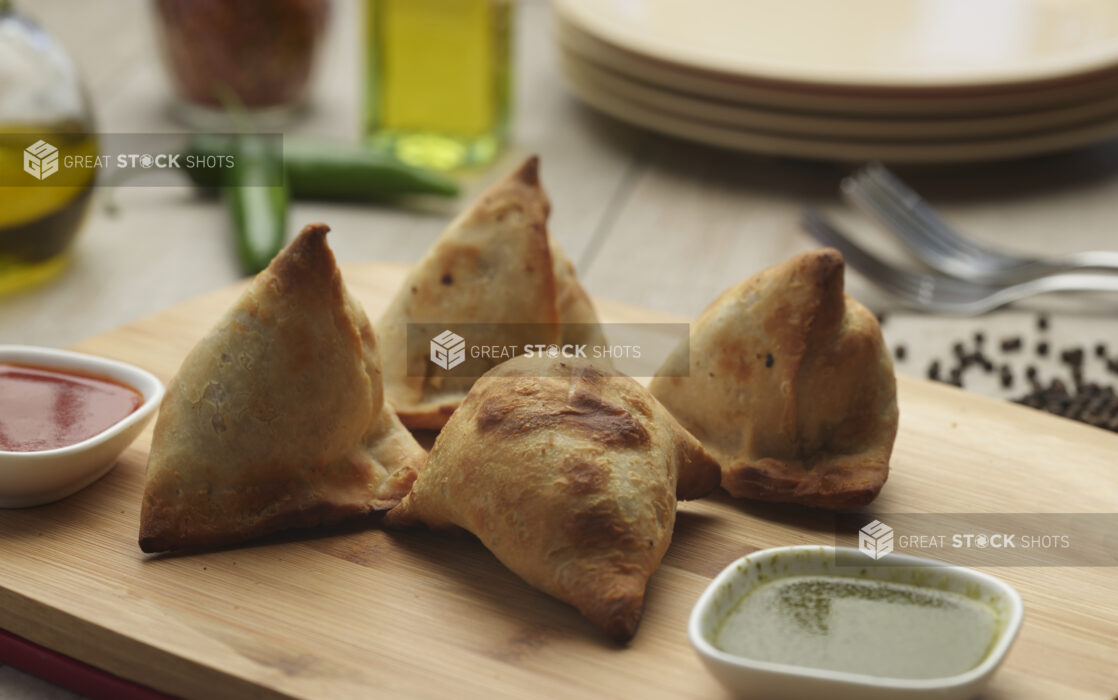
[0,627,176,700]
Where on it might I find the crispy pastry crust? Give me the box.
[139,224,427,552]
[385,356,720,641]
[649,249,898,509]
[375,156,604,429]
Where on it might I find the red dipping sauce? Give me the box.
[0,363,143,452]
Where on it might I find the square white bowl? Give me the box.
[689,545,1023,700]
[0,345,164,508]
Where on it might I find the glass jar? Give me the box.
[364,0,513,171]
[0,1,98,295]
[152,0,330,130]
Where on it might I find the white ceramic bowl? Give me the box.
[0,345,164,508]
[689,545,1023,700]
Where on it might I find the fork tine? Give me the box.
[802,207,1118,314]
[863,164,1019,266]
[862,165,978,258]
[800,209,1008,315]
[800,209,925,299]
[843,169,973,267]
[848,165,1118,283]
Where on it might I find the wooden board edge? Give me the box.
[0,586,289,700]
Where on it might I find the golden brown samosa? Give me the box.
[385,355,721,642]
[375,156,605,429]
[649,249,898,510]
[139,224,427,553]
[550,240,609,351]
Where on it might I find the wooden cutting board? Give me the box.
[1,262,1115,700]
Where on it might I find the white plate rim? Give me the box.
[557,0,1118,90]
[554,14,1118,116]
[561,48,1118,141]
[560,60,1118,163]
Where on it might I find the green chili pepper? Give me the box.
[184,135,459,199]
[224,136,288,275]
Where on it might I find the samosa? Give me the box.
[375,156,605,429]
[649,249,898,509]
[139,224,427,553]
[385,355,721,641]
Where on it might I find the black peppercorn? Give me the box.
[1060,348,1084,367]
[1000,365,1013,388]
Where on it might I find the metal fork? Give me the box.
[802,209,1118,315]
[841,163,1118,283]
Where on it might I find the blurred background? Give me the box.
[2,0,1118,418]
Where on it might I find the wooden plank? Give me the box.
[573,141,880,317]
[1,261,1115,699]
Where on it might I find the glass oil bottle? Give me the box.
[364,0,513,171]
[0,1,98,295]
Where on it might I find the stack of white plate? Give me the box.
[555,0,1118,163]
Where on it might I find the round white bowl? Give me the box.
[689,545,1024,700]
[0,345,164,508]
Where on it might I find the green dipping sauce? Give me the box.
[714,575,998,680]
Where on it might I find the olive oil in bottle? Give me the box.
[0,2,98,295]
[0,126,98,295]
[364,0,512,171]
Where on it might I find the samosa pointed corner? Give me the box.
[374,156,602,429]
[650,248,897,510]
[263,222,337,287]
[139,222,426,553]
[511,154,540,186]
[577,573,649,643]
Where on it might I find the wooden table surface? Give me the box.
[2,0,1117,697]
